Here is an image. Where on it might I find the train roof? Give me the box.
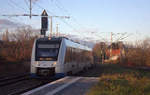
[36,37,63,41]
[36,37,92,51]
[64,38,92,51]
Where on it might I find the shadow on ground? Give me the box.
[73,64,103,77]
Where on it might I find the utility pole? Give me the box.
[110,32,113,57]
[30,0,32,19]
[50,17,53,37]
[49,16,70,38]
[56,23,59,37]
[111,32,113,44]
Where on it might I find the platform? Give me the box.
[22,76,99,95]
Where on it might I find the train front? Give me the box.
[31,38,61,77]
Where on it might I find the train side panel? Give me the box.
[55,39,66,76]
[31,40,36,75]
[63,39,93,75]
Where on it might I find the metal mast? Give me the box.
[29,0,32,19]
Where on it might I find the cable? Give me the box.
[9,0,29,12]
[24,0,30,9]
[33,2,55,15]
[54,0,85,28]
[55,0,70,15]
[33,2,78,34]
[34,2,80,32]
[33,1,89,41]
[48,0,81,29]
[52,0,87,36]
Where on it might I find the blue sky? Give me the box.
[0,0,150,42]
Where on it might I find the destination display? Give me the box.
[38,44,59,49]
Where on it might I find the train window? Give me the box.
[35,40,61,61]
[37,48,58,57]
[38,44,59,48]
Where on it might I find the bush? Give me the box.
[88,73,150,95]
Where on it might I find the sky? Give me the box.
[0,0,150,42]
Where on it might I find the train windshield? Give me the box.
[36,41,61,61]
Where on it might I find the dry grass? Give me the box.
[87,64,150,95]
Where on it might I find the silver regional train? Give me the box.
[31,37,93,77]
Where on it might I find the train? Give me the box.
[30,37,93,77]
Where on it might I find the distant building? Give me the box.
[105,42,126,64]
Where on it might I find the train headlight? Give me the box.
[35,62,39,64]
[52,62,57,66]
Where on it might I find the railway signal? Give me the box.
[41,10,48,36]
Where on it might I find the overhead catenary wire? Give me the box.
[116,33,132,42]
[47,0,85,32]
[33,2,55,15]
[1,1,29,27]
[9,0,29,12]
[4,0,90,43]
[54,0,85,29]
[32,2,77,37]
[24,0,30,9]
[7,0,88,38]
[48,0,89,39]
[34,2,84,35]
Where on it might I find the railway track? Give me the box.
[0,73,30,87]
[0,73,59,95]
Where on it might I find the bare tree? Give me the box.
[0,27,40,63]
[126,38,150,67]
